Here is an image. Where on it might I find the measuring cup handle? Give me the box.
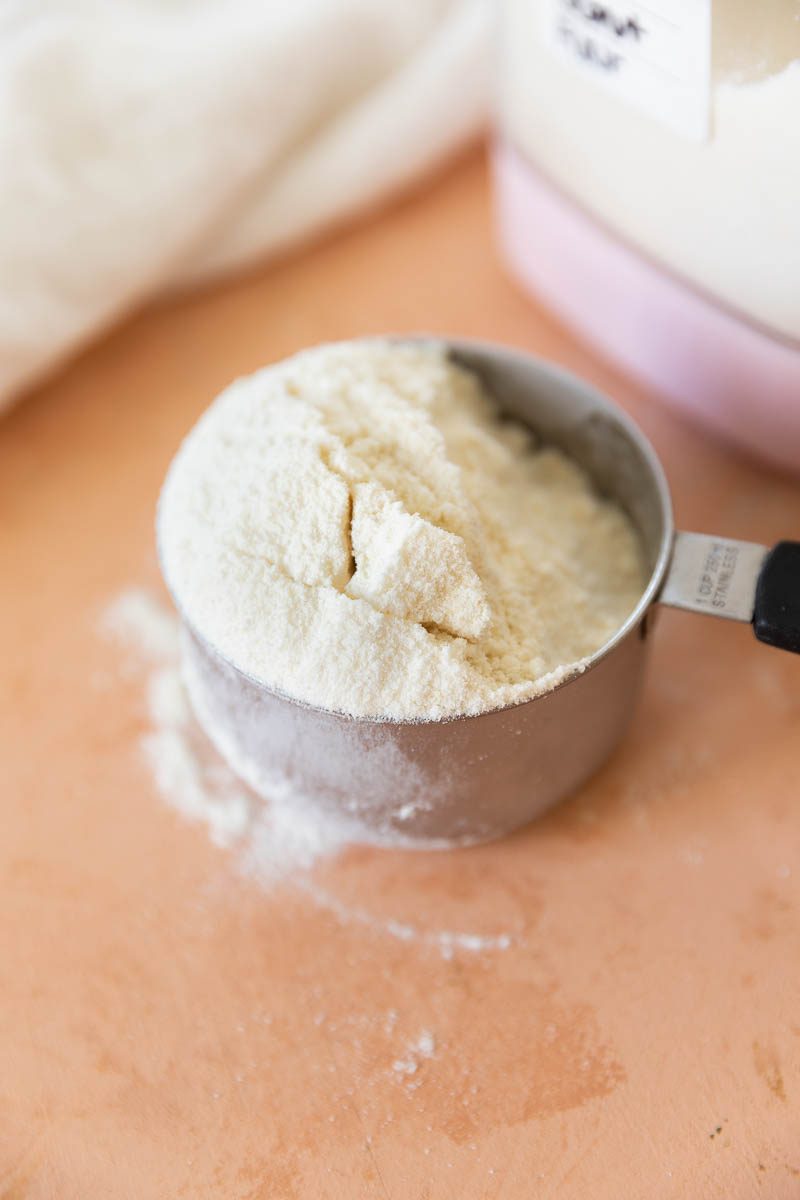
[754,541,800,654]
[658,532,800,655]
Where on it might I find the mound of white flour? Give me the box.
[158,340,643,719]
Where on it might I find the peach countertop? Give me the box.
[2,150,799,1199]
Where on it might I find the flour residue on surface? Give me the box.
[392,1030,436,1077]
[103,588,359,868]
[102,587,183,661]
[101,587,516,957]
[303,880,515,961]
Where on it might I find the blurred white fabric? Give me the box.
[0,0,491,407]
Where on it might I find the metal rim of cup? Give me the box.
[156,335,675,728]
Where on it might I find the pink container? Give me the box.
[493,140,800,474]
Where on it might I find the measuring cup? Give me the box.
[160,338,800,846]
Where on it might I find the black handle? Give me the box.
[753,541,800,654]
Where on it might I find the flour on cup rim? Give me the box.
[158,339,644,720]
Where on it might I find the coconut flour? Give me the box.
[158,339,644,720]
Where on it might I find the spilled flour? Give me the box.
[103,588,357,865]
[101,587,517,957]
[392,1030,436,1077]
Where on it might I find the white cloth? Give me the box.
[0,0,490,408]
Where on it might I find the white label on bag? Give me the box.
[542,0,712,141]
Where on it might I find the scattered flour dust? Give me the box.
[392,1030,436,1077]
[101,587,517,958]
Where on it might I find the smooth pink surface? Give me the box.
[493,140,800,474]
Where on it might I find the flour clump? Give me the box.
[158,339,644,719]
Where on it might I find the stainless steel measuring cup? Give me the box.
[160,338,800,846]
